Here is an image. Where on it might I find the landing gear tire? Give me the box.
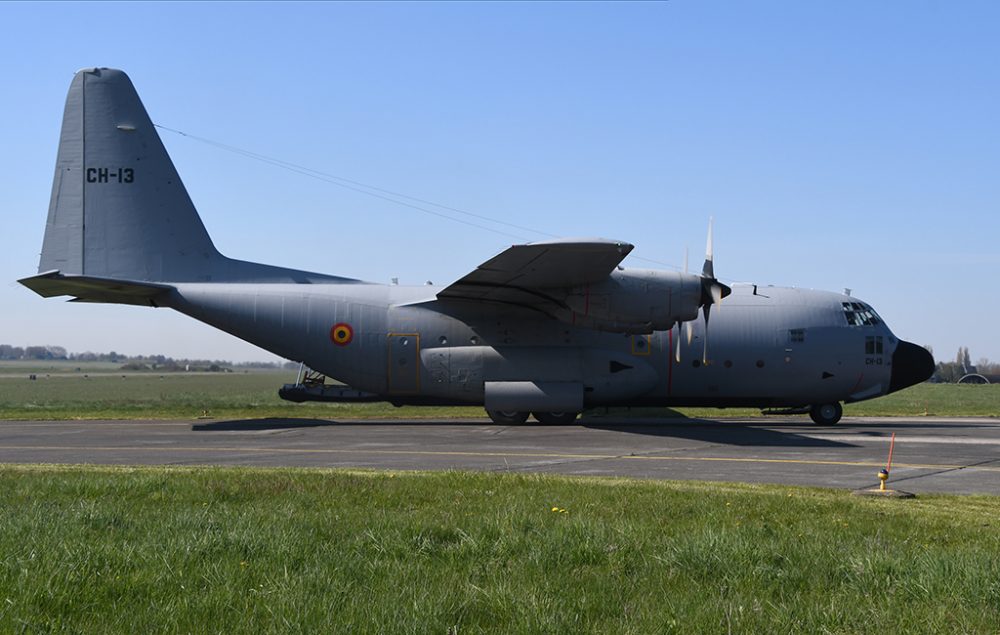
[486,410,529,425]
[532,411,579,425]
[809,402,843,425]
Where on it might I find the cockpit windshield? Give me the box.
[842,302,881,327]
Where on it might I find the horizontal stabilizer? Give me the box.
[19,271,172,306]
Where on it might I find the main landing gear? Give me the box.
[485,410,580,425]
[532,411,579,425]
[486,410,530,424]
[809,402,843,425]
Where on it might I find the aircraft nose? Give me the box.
[888,340,935,394]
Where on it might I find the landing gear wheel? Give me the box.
[809,402,843,425]
[532,411,579,425]
[487,410,530,424]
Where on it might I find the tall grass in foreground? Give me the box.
[0,466,997,633]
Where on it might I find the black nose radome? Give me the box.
[888,340,935,394]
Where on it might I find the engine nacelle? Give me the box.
[563,269,703,333]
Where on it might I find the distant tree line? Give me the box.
[0,344,297,372]
[0,345,68,360]
[929,346,1000,383]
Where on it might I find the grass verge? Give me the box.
[0,372,997,420]
[0,465,998,633]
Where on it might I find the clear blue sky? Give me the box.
[2,2,997,363]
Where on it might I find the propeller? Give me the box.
[698,217,732,364]
[675,218,732,365]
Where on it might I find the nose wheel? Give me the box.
[809,402,843,425]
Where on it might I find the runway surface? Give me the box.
[1,416,998,494]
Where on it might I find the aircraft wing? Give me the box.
[438,238,633,307]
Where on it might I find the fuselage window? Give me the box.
[789,329,805,343]
[865,335,884,355]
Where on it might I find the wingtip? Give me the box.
[526,237,633,251]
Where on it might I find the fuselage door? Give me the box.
[387,333,420,394]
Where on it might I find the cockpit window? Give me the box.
[842,302,881,326]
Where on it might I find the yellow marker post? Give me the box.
[855,431,915,498]
[878,432,897,491]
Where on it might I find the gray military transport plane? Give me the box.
[20,68,934,425]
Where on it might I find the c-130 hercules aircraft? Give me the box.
[21,68,934,425]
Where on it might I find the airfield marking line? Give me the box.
[800,434,1000,446]
[1,444,999,473]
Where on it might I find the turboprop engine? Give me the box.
[563,268,704,333]
[559,220,731,352]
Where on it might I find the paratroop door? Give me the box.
[387,333,420,394]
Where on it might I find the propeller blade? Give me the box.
[711,282,723,311]
[683,246,689,275]
[702,304,711,365]
[702,217,714,279]
[675,323,682,363]
[686,320,694,345]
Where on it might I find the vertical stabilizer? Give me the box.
[32,67,356,289]
[40,67,219,282]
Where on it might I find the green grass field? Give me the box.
[0,359,126,375]
[0,363,997,420]
[0,371,483,420]
[0,466,997,633]
[1,366,996,631]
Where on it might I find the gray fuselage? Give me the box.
[168,280,896,409]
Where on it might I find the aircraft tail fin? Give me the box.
[33,67,351,288]
[39,67,221,282]
[31,68,358,290]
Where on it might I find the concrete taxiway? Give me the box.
[1,416,998,494]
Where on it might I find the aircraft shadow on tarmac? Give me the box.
[191,418,339,431]
[190,418,507,431]
[191,416,856,448]
[580,420,856,447]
